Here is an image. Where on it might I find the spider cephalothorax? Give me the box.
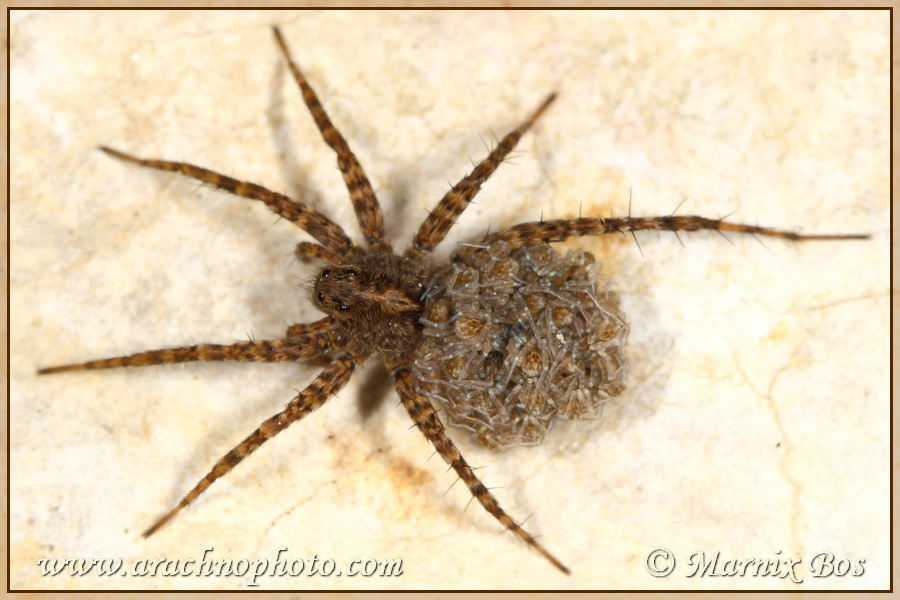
[38,27,866,575]
[311,251,428,355]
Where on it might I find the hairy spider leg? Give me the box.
[285,316,338,338]
[394,367,571,575]
[411,93,557,254]
[98,146,354,255]
[273,26,386,247]
[143,353,359,537]
[37,319,343,374]
[456,215,869,263]
[295,241,343,265]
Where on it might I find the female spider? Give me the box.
[38,26,866,575]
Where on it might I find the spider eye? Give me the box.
[347,269,356,277]
[339,303,349,311]
[317,292,325,302]
[322,269,330,278]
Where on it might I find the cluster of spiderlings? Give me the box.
[412,239,629,449]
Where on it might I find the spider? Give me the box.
[38,26,867,575]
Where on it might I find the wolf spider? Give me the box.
[38,27,867,574]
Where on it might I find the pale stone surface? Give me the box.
[11,10,888,590]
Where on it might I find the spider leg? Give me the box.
[143,353,358,537]
[295,241,343,265]
[456,215,869,262]
[393,368,570,575]
[285,316,337,338]
[99,146,353,254]
[411,94,556,254]
[37,320,343,375]
[272,26,386,247]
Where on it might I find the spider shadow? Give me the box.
[354,360,394,420]
[266,57,333,239]
[380,170,416,247]
[135,360,325,517]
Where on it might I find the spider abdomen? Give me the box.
[412,240,629,449]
